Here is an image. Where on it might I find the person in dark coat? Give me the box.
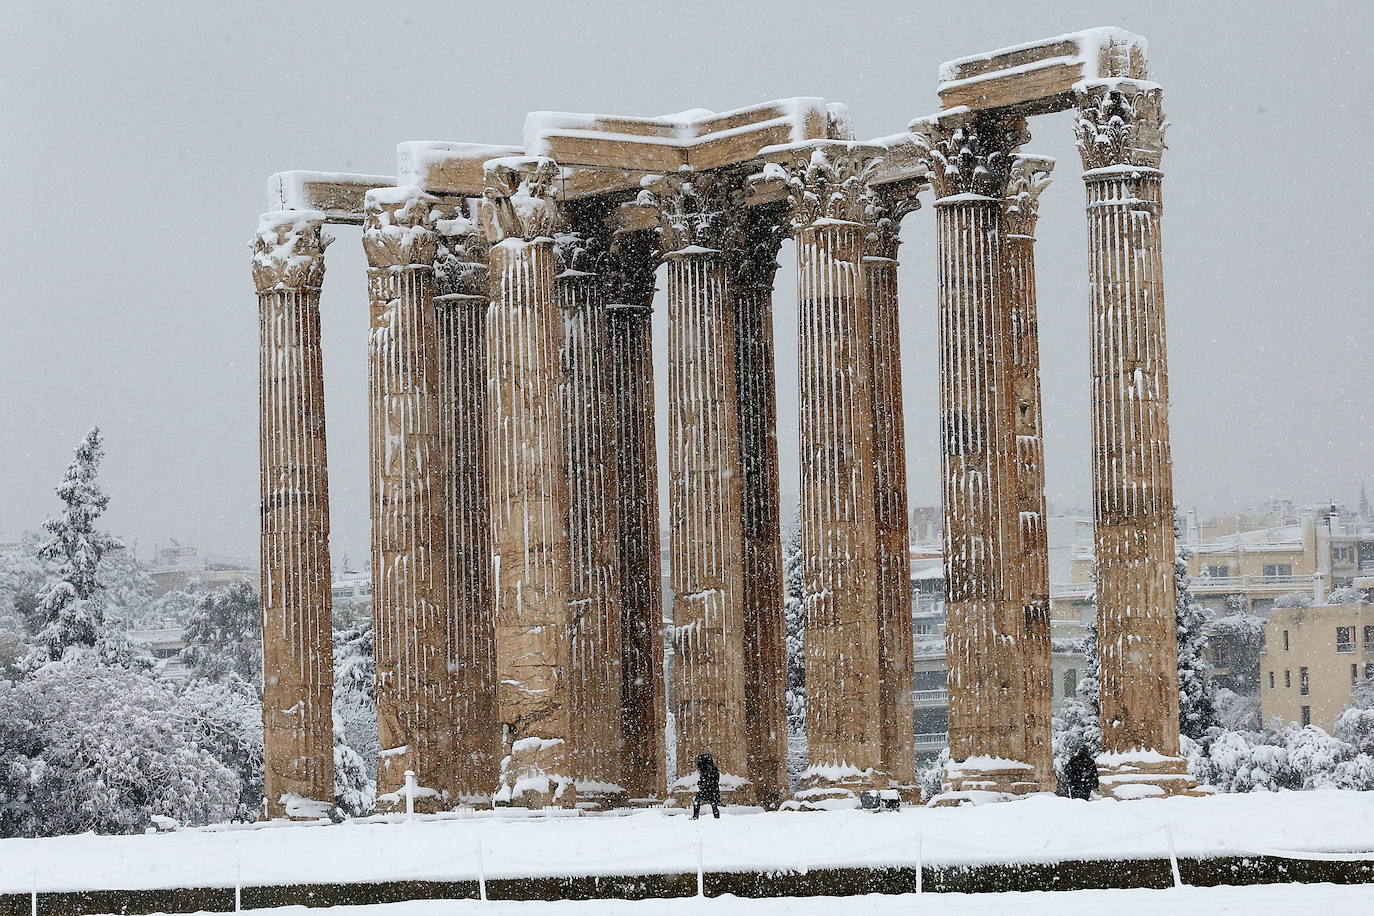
[1064,747,1099,800]
[691,752,721,820]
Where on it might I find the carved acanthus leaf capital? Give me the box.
[766,141,885,228]
[252,210,332,293]
[433,201,489,300]
[1004,155,1054,237]
[604,228,660,308]
[553,197,617,279]
[910,111,1030,200]
[636,170,742,254]
[480,156,565,243]
[1073,80,1166,171]
[733,201,789,290]
[362,186,438,268]
[863,179,924,256]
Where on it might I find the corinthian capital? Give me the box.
[733,201,789,291]
[863,179,924,257]
[636,170,741,254]
[910,111,1029,200]
[480,156,565,243]
[433,202,489,300]
[1074,80,1166,171]
[766,141,885,228]
[362,186,438,268]
[252,210,331,293]
[1004,155,1054,237]
[553,197,616,278]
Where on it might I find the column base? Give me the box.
[1096,751,1207,800]
[930,756,1045,806]
[573,781,631,812]
[782,764,888,811]
[495,737,578,810]
[263,794,335,820]
[667,771,750,809]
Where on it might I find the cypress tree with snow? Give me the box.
[23,428,126,668]
[1175,526,1218,739]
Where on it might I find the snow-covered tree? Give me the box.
[178,675,265,820]
[22,429,127,668]
[1214,686,1261,731]
[333,619,378,784]
[1328,585,1369,605]
[180,580,262,686]
[781,523,807,786]
[334,709,375,818]
[1208,611,1267,694]
[1053,571,1100,781]
[1175,536,1217,738]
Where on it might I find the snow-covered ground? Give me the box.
[2,791,1372,895]
[81,884,1374,915]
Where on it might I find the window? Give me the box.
[1300,667,1310,696]
[1301,706,1311,727]
[1283,630,1290,651]
[1269,671,1276,689]
[1285,670,1292,688]
[1354,664,1361,687]
[1203,564,1230,578]
[1263,563,1294,578]
[1063,669,1079,698]
[1338,626,1356,652]
[1364,625,1374,652]
[1366,662,1374,680]
[1333,546,1354,564]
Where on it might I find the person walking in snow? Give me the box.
[1064,747,1099,800]
[691,752,721,820]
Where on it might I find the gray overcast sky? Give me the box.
[2,0,1371,567]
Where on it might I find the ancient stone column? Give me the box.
[604,228,667,803]
[363,186,455,811]
[780,143,889,805]
[912,112,1048,797]
[1004,156,1056,790]
[253,210,336,819]
[556,200,627,809]
[433,205,498,805]
[639,171,749,804]
[1074,81,1196,797]
[481,158,577,808]
[732,202,789,808]
[864,181,923,799]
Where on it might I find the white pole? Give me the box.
[404,770,417,822]
[915,831,923,895]
[235,860,242,912]
[476,836,488,902]
[30,867,37,916]
[696,838,705,899]
[1164,824,1183,889]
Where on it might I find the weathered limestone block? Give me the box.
[778,143,890,806]
[864,181,923,799]
[639,171,750,804]
[732,201,789,809]
[1074,80,1195,796]
[363,186,456,812]
[604,228,667,803]
[556,199,628,809]
[481,157,578,809]
[912,112,1050,798]
[1004,155,1055,789]
[433,205,499,806]
[254,210,337,819]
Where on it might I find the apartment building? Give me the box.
[1261,600,1374,731]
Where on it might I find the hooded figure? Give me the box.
[1063,747,1099,800]
[691,752,721,820]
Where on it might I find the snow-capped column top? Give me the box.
[480,156,565,243]
[759,140,886,230]
[1004,155,1055,237]
[636,170,741,255]
[910,110,1030,202]
[1073,79,1166,172]
[433,207,489,301]
[362,185,439,269]
[252,209,331,293]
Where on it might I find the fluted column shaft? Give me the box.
[434,213,498,804]
[605,230,666,802]
[1005,157,1055,787]
[733,203,788,808]
[1075,83,1187,781]
[914,113,1047,796]
[254,210,336,818]
[363,187,455,811]
[557,229,626,805]
[482,157,576,808]
[864,189,919,794]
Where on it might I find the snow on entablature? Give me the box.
[397,141,523,197]
[936,27,1149,115]
[524,98,835,172]
[268,171,395,225]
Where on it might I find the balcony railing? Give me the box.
[1188,574,1319,592]
[913,688,948,703]
[914,731,948,748]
